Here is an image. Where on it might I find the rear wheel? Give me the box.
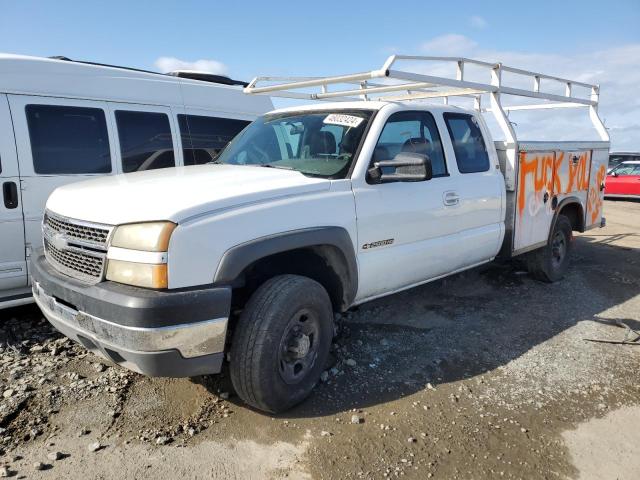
[527,214,573,282]
[229,274,333,413]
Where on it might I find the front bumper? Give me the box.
[31,253,231,377]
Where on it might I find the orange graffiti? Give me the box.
[587,164,606,224]
[517,152,562,218]
[553,153,564,193]
[566,153,590,193]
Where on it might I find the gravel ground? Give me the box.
[0,199,639,479]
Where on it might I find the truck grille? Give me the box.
[45,212,110,246]
[44,239,106,282]
[43,211,113,283]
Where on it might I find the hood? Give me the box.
[46,164,331,225]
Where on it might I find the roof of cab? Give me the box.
[267,100,471,116]
[0,53,272,116]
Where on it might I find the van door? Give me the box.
[107,103,182,173]
[8,95,117,260]
[0,94,27,290]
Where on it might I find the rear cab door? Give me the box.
[441,112,505,267]
[0,94,27,291]
[8,95,117,263]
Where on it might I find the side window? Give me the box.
[178,114,249,166]
[115,111,175,173]
[25,105,111,174]
[443,113,490,174]
[373,111,447,176]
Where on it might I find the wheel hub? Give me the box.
[278,309,321,385]
[551,231,566,266]
[288,333,311,358]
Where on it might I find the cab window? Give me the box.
[444,113,490,174]
[373,111,447,177]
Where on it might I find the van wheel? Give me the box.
[527,214,573,283]
[229,275,333,413]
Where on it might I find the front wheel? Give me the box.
[527,214,573,283]
[229,275,333,413]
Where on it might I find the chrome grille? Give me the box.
[45,212,110,246]
[43,210,113,283]
[45,239,106,282]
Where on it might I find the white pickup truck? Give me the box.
[31,56,610,413]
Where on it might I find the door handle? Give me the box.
[443,191,460,206]
[3,181,18,209]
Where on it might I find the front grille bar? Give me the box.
[43,210,114,284]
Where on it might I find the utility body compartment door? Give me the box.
[514,150,557,252]
[514,148,593,253]
[0,94,28,290]
[586,148,608,227]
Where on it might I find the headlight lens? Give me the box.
[106,260,168,289]
[111,222,176,252]
[107,221,175,289]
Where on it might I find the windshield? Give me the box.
[611,163,640,175]
[215,110,373,178]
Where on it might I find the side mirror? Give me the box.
[368,152,433,183]
[612,172,619,177]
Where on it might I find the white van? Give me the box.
[0,54,273,308]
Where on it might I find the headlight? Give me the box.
[107,221,176,289]
[111,222,176,252]
[106,260,168,289]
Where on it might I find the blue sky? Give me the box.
[2,0,639,148]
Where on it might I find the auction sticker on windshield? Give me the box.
[323,114,364,128]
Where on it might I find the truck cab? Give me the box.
[31,56,610,413]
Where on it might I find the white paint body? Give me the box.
[44,101,511,303]
[0,54,273,306]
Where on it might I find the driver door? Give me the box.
[352,110,461,301]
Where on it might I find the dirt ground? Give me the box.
[1,199,639,480]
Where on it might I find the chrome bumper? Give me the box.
[34,280,227,364]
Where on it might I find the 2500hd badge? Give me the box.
[362,238,394,249]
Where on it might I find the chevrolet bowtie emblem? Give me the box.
[50,232,68,251]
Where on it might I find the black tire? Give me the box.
[229,274,333,413]
[527,214,573,283]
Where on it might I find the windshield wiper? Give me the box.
[260,163,295,170]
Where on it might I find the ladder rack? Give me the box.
[244,54,609,141]
[244,55,609,190]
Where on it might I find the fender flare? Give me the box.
[550,196,585,239]
[213,227,358,307]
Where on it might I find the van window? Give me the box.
[178,114,250,166]
[115,111,175,173]
[26,105,111,174]
[374,111,447,176]
[443,113,490,174]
